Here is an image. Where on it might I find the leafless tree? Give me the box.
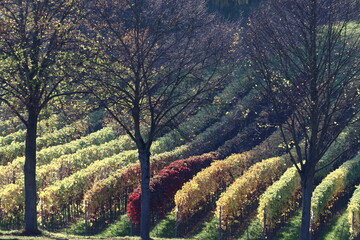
[0,0,88,234]
[246,0,359,239]
[85,0,236,238]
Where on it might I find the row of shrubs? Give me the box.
[0,114,64,147]
[0,116,23,136]
[80,86,264,226]
[37,134,134,189]
[348,184,360,238]
[39,150,139,226]
[0,117,90,165]
[0,150,137,227]
[127,152,220,223]
[215,155,291,230]
[0,125,121,187]
[256,123,360,233]
[311,153,360,229]
[174,129,287,223]
[0,79,248,228]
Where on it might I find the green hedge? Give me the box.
[0,117,89,165]
[256,123,360,232]
[0,126,120,187]
[347,184,360,238]
[311,153,360,229]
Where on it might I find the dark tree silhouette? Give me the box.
[0,0,88,234]
[85,0,236,238]
[246,0,359,239]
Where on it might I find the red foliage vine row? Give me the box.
[127,152,219,223]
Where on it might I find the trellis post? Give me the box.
[40,198,44,229]
[352,211,355,234]
[84,199,89,235]
[310,210,315,240]
[174,206,179,238]
[340,219,345,240]
[263,205,267,240]
[218,206,222,240]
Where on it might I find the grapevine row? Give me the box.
[150,71,253,154]
[174,129,286,222]
[0,133,135,221]
[256,123,360,232]
[126,152,219,224]
[0,130,26,147]
[311,153,360,229]
[0,184,23,224]
[81,93,266,225]
[0,116,23,136]
[37,134,134,189]
[40,150,138,225]
[257,166,301,231]
[215,155,291,229]
[0,114,70,147]
[347,184,360,238]
[0,117,89,165]
[0,125,120,187]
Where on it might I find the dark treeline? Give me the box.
[207,0,262,19]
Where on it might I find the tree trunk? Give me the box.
[139,148,151,240]
[299,169,315,240]
[24,110,40,235]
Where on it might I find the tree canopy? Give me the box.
[247,0,359,238]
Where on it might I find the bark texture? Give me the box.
[24,110,40,234]
[139,148,151,240]
[300,168,315,240]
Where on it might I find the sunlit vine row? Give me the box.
[37,134,134,188]
[82,95,263,224]
[257,123,360,232]
[257,123,358,231]
[0,117,89,165]
[347,184,360,238]
[257,166,301,231]
[0,126,120,187]
[0,184,23,224]
[311,153,360,229]
[39,150,139,223]
[174,129,286,222]
[0,116,23,136]
[215,155,291,229]
[0,133,134,211]
[0,114,64,147]
[127,152,219,224]
[0,130,26,147]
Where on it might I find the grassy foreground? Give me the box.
[0,230,184,240]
